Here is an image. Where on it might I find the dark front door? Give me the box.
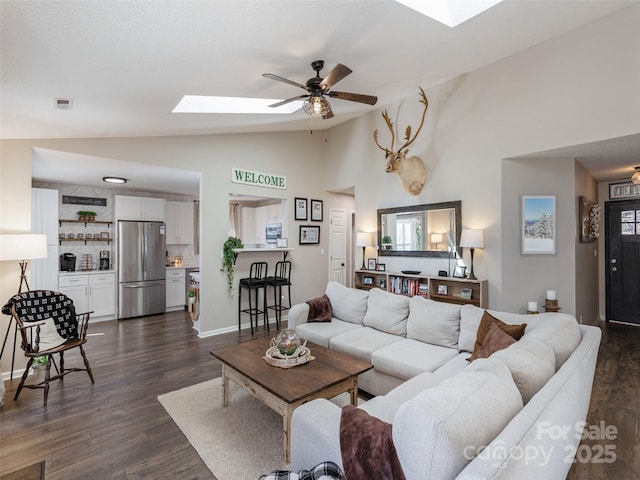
[606,199,640,324]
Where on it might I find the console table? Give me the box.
[354,269,488,308]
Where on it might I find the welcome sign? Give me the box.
[231,168,286,190]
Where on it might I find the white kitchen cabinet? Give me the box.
[165,201,194,245]
[58,272,116,320]
[115,195,166,221]
[166,268,186,310]
[31,188,59,291]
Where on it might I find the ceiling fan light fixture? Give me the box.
[632,166,640,185]
[302,96,331,117]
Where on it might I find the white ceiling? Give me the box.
[2,0,639,192]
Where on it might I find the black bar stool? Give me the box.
[266,260,292,330]
[238,261,268,334]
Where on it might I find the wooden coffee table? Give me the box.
[210,337,372,462]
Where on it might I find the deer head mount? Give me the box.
[373,87,428,196]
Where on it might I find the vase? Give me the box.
[275,329,300,356]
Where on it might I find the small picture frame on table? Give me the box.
[100,231,110,239]
[295,197,308,221]
[363,276,374,285]
[375,263,386,272]
[460,288,473,299]
[276,238,288,248]
[367,258,377,270]
[437,284,448,295]
[453,266,466,278]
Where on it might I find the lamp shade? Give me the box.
[430,233,443,244]
[0,234,48,261]
[632,166,640,185]
[459,229,484,249]
[355,232,373,247]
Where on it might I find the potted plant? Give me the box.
[77,210,97,221]
[382,235,393,249]
[222,236,243,292]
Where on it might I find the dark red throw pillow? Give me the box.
[306,294,332,322]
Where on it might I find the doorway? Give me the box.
[605,199,640,325]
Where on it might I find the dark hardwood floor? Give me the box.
[0,313,638,479]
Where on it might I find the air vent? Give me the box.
[55,98,73,110]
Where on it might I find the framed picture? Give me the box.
[295,197,308,221]
[265,223,282,244]
[453,265,466,278]
[379,278,386,289]
[376,263,386,272]
[460,288,473,299]
[299,225,320,244]
[522,195,556,255]
[363,276,374,285]
[100,231,109,239]
[367,258,377,270]
[311,199,323,222]
[276,238,288,248]
[437,284,448,295]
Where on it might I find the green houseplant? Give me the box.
[382,235,393,249]
[223,236,243,292]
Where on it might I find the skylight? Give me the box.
[395,0,503,27]
[172,95,301,114]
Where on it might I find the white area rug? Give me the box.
[158,377,350,480]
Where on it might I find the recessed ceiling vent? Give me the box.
[55,98,73,110]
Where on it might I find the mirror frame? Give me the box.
[377,200,462,258]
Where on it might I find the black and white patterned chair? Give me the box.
[1,290,95,406]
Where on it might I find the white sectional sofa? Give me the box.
[287,281,602,479]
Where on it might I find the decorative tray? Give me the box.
[401,270,421,275]
[263,345,314,369]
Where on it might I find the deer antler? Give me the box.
[373,109,395,158]
[397,87,428,152]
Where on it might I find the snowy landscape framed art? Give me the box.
[522,195,556,255]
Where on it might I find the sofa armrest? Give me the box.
[287,303,310,330]
[290,399,343,472]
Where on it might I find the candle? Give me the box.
[528,301,538,312]
[546,290,557,300]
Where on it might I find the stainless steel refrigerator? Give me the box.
[118,221,166,319]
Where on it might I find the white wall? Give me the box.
[325,4,640,311]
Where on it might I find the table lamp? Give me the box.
[430,233,443,250]
[355,232,373,270]
[459,229,484,280]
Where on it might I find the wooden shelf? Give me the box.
[59,238,112,245]
[59,219,112,227]
[354,269,488,308]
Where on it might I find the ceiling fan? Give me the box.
[263,60,377,119]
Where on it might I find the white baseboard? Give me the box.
[197,314,288,339]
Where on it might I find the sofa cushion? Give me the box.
[372,339,459,380]
[468,321,517,361]
[363,288,409,336]
[407,296,461,348]
[358,396,402,424]
[392,357,523,479]
[306,294,332,322]
[330,327,403,362]
[325,281,369,324]
[385,371,442,404]
[432,352,470,379]
[521,313,581,370]
[295,319,361,348]
[492,337,555,404]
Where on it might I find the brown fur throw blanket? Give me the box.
[339,405,406,480]
[305,294,332,322]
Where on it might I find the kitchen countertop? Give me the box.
[166,265,199,270]
[59,269,116,275]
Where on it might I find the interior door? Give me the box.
[329,208,346,285]
[605,199,640,324]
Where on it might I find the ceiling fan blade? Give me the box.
[328,91,378,105]
[268,95,308,108]
[320,64,352,90]
[262,73,308,91]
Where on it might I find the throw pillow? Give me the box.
[469,311,526,361]
[468,322,516,361]
[306,294,332,323]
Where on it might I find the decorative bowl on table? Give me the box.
[264,330,313,368]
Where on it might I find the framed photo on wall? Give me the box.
[295,197,308,221]
[311,199,323,221]
[522,195,556,255]
[299,225,320,244]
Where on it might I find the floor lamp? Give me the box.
[355,232,373,270]
[0,234,48,379]
[459,229,484,281]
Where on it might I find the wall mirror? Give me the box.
[229,194,288,247]
[377,201,461,258]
